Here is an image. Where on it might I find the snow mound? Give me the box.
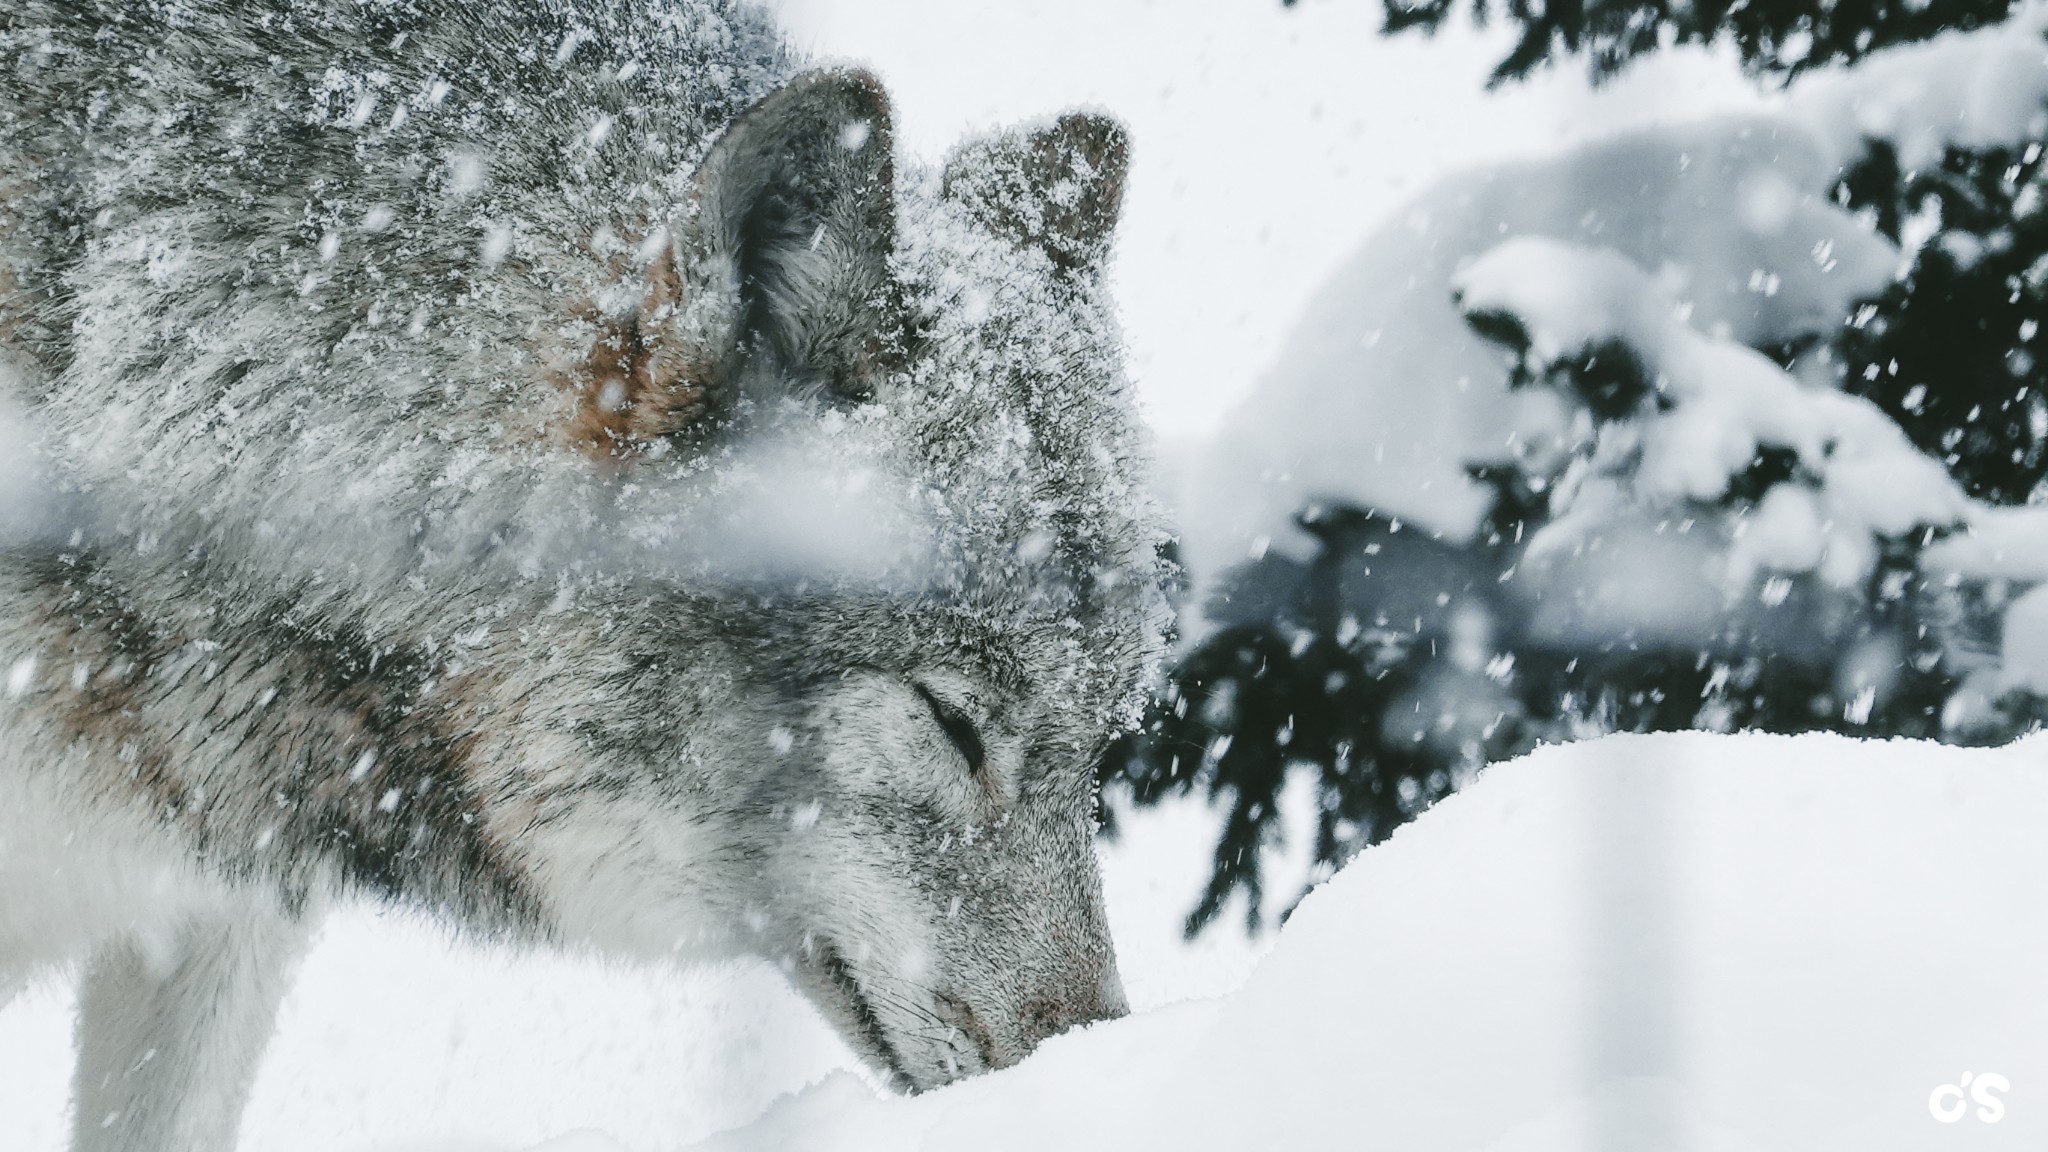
[691,731,2048,1151]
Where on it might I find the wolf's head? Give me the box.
[7,0,1154,1096]
[496,69,1168,1091]
[9,5,1162,1087]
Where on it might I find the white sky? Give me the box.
[772,0,1784,443]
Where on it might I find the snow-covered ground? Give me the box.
[690,731,2048,1151]
[9,731,2042,1149]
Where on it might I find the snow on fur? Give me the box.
[1,0,1166,642]
[0,1,1177,1139]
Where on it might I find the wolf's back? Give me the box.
[0,1,794,626]
[0,0,788,324]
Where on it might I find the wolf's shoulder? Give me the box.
[0,0,792,234]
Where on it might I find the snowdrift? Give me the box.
[694,731,2048,1151]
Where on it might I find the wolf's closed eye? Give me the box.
[913,683,985,774]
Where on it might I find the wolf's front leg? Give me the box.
[70,907,307,1152]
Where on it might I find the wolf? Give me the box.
[0,1,1170,1148]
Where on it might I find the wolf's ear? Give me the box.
[695,68,899,402]
[942,113,1129,277]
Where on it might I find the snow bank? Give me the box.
[693,731,2048,1151]
[1452,236,1966,587]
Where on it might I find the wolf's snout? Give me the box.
[1017,983,1126,1051]
[938,962,1128,1077]
[1026,959,1130,1048]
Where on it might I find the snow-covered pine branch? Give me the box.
[1452,236,1965,587]
[1451,235,2048,733]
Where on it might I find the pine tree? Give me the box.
[1836,138,2048,506]
[1104,506,1517,934]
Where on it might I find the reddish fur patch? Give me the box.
[549,246,716,462]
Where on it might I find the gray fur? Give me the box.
[0,1,1169,1145]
